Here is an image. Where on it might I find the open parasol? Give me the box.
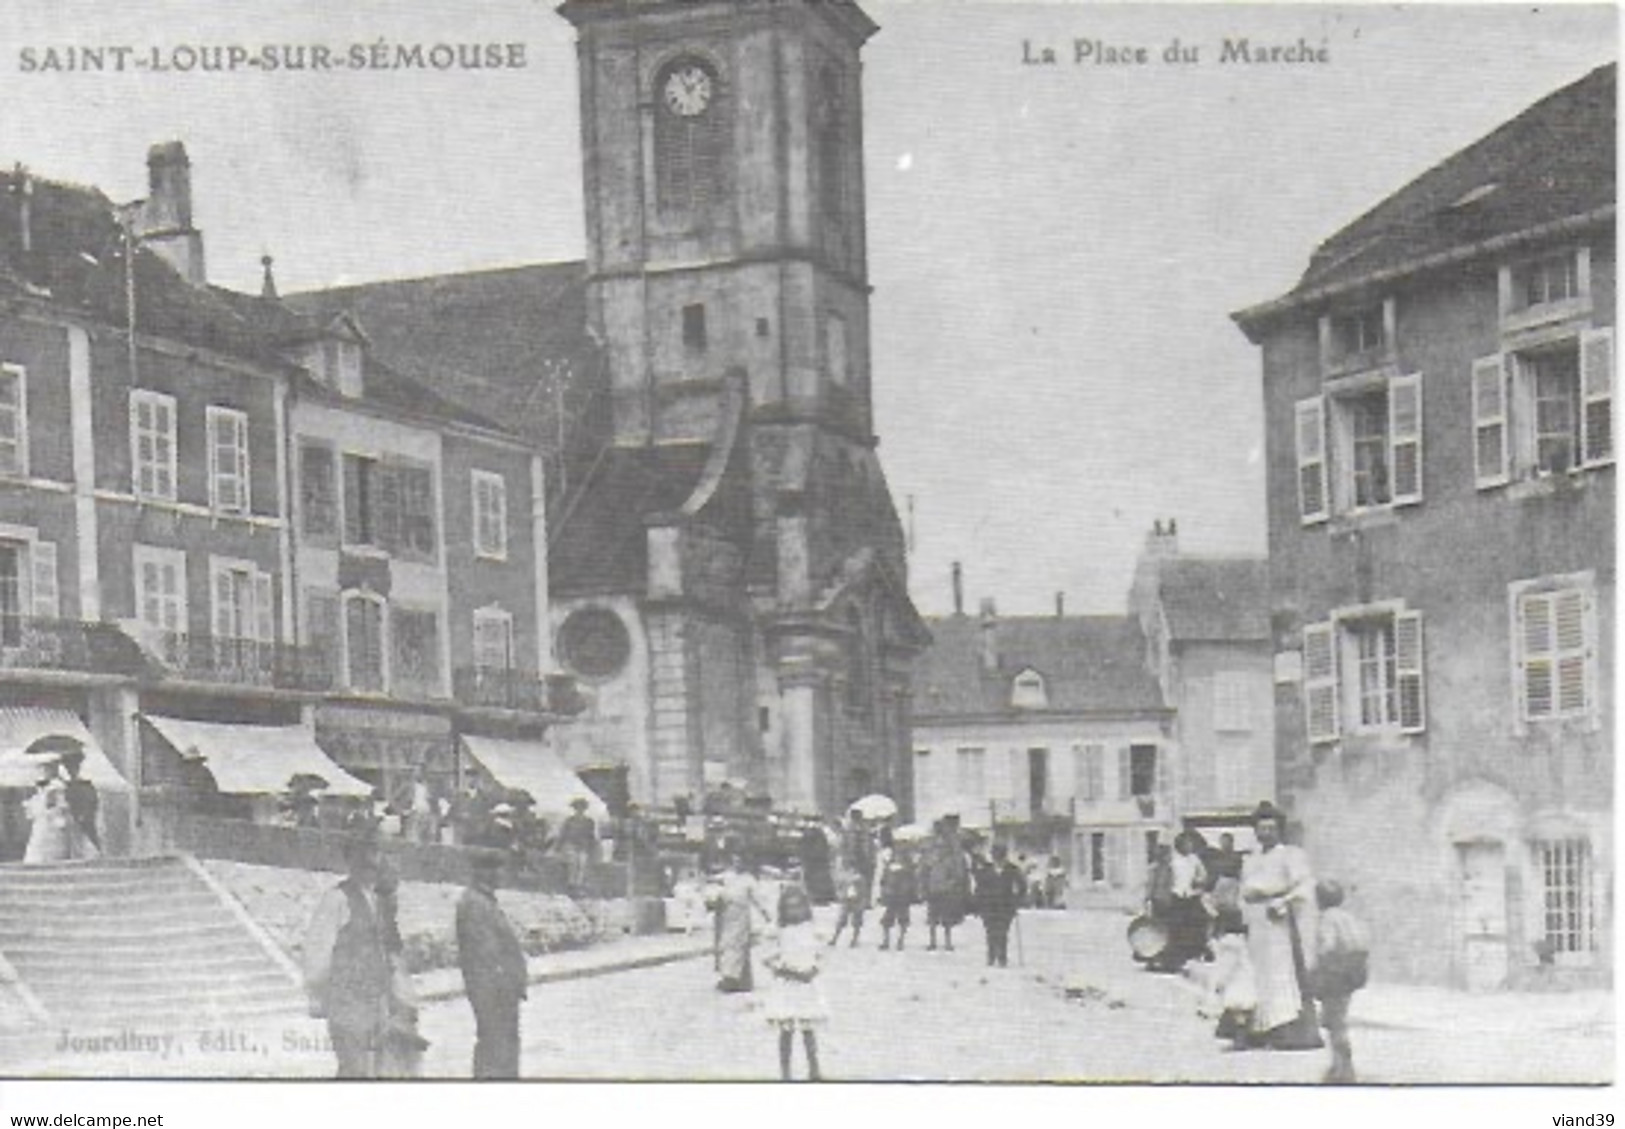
[848,793,898,821]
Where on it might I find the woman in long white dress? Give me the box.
[1239,801,1321,1049]
[23,767,71,864]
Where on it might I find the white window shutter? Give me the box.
[1389,373,1423,504]
[214,568,235,638]
[1295,396,1329,524]
[254,572,275,644]
[1473,355,1510,488]
[1395,610,1425,733]
[1583,585,1600,731]
[1580,327,1614,468]
[1303,621,1339,744]
[29,541,58,620]
[1520,592,1555,721]
[1553,589,1586,717]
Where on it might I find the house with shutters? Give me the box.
[0,142,575,857]
[1233,64,1614,989]
[1126,522,1274,830]
[910,596,1173,907]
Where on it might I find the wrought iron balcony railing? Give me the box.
[453,666,582,715]
[0,616,140,676]
[155,631,336,692]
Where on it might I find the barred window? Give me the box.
[1538,838,1596,960]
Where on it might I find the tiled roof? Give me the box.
[912,615,1165,722]
[0,165,525,441]
[287,262,600,457]
[0,170,281,363]
[548,442,713,595]
[1156,558,1269,643]
[1237,62,1615,326]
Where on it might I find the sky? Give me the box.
[2,1,1616,618]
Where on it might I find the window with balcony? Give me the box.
[299,441,338,542]
[134,545,187,649]
[1474,331,1614,488]
[390,605,441,699]
[207,406,250,516]
[472,470,508,561]
[130,390,177,502]
[344,592,386,694]
[0,364,28,478]
[1303,607,1425,744]
[473,606,514,676]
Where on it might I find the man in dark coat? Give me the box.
[457,850,528,1079]
[302,834,391,1077]
[975,844,1025,968]
[558,797,598,895]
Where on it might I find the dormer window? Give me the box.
[1011,668,1047,710]
[321,338,363,398]
[1499,247,1591,334]
[1320,298,1395,375]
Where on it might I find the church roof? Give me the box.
[1155,558,1269,643]
[549,442,713,596]
[913,614,1166,723]
[1235,62,1615,333]
[286,261,599,456]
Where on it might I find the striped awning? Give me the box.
[0,708,131,791]
[143,715,373,798]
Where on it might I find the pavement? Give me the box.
[1,906,1612,1081]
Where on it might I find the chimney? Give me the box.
[979,598,998,673]
[260,254,277,300]
[1145,517,1180,562]
[134,141,206,285]
[11,164,32,257]
[951,562,964,617]
[1055,591,1065,618]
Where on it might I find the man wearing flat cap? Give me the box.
[457,850,528,1078]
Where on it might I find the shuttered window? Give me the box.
[1516,584,1594,723]
[345,594,386,693]
[1303,621,1339,743]
[1580,327,1614,468]
[130,390,177,501]
[1294,397,1328,524]
[0,364,27,478]
[1473,354,1510,487]
[29,541,58,620]
[1389,373,1423,504]
[207,406,250,515]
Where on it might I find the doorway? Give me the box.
[1457,840,1509,991]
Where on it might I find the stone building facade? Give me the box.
[1234,65,1614,988]
[296,0,927,818]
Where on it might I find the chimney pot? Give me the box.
[260,254,277,300]
[951,561,964,617]
[1055,591,1065,618]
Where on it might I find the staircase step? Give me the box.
[0,855,304,1034]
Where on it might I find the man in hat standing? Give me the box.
[302,834,392,1077]
[558,797,598,896]
[457,850,528,1079]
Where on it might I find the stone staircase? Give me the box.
[0,855,307,1037]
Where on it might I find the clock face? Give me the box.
[663,64,713,117]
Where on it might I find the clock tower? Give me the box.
[558,0,925,816]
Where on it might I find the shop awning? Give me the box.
[0,708,131,791]
[460,735,606,821]
[143,715,373,798]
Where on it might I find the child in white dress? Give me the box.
[764,884,828,1081]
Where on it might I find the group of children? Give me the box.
[1203,877,1370,1083]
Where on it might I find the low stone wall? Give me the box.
[204,859,599,976]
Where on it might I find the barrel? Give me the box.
[1127,913,1169,963]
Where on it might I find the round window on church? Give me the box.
[559,608,631,681]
